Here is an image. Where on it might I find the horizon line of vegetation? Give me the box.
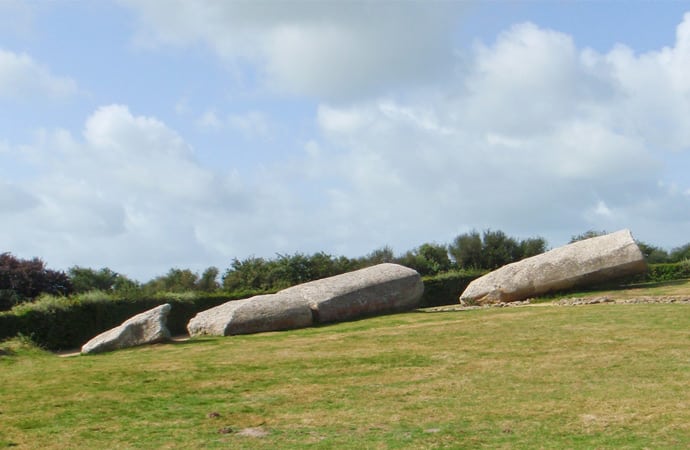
[2,229,690,312]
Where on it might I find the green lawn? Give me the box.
[2,299,690,448]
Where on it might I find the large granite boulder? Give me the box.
[460,229,647,305]
[278,263,424,323]
[187,263,424,336]
[187,294,313,337]
[81,303,172,354]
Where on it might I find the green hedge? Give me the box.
[420,269,486,307]
[0,289,271,351]
[645,261,690,282]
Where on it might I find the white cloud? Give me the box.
[0,48,78,99]
[0,105,260,279]
[121,0,463,100]
[304,15,690,250]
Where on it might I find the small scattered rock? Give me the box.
[218,427,233,434]
[207,412,221,419]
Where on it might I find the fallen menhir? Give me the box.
[187,263,424,337]
[459,229,647,305]
[81,303,172,354]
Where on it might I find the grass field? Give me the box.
[2,282,690,449]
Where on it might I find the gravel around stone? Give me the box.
[424,295,690,312]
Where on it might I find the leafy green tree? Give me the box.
[113,275,140,296]
[482,230,521,270]
[670,243,690,262]
[449,230,548,270]
[222,252,362,293]
[145,268,199,293]
[519,237,548,259]
[636,242,670,264]
[68,266,120,293]
[362,246,396,265]
[197,266,220,292]
[448,230,483,269]
[417,243,452,271]
[569,230,607,243]
[223,257,272,291]
[398,243,452,275]
[272,253,313,287]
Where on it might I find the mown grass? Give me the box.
[2,301,690,448]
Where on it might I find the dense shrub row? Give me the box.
[0,289,271,351]
[644,260,690,282]
[420,270,486,307]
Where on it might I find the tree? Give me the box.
[398,243,452,276]
[670,243,690,262]
[520,237,548,259]
[68,266,120,293]
[362,246,396,265]
[197,266,220,292]
[145,268,199,293]
[448,230,548,270]
[223,256,272,291]
[569,230,607,243]
[0,253,72,310]
[448,230,483,269]
[636,242,670,264]
[482,229,521,270]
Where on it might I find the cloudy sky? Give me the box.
[2,1,690,281]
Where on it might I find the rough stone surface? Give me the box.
[81,303,172,354]
[459,229,647,305]
[187,263,424,336]
[187,294,313,337]
[278,263,424,323]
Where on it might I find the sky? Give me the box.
[1,0,690,282]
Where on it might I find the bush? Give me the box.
[420,269,486,307]
[645,261,690,282]
[0,253,72,310]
